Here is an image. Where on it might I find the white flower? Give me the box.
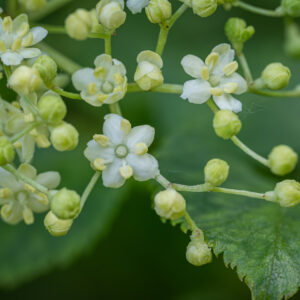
[84,114,159,188]
[181,43,247,113]
[127,0,149,13]
[0,164,60,225]
[72,54,127,107]
[0,14,47,66]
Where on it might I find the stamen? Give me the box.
[23,206,34,225]
[134,142,148,155]
[113,73,123,85]
[11,38,22,51]
[223,82,238,94]
[1,204,13,219]
[0,40,7,52]
[22,33,33,47]
[24,183,36,193]
[97,94,108,103]
[121,119,131,135]
[17,23,30,38]
[119,165,133,179]
[200,66,210,81]
[223,61,238,77]
[0,188,12,198]
[93,158,107,171]
[94,66,106,79]
[205,52,219,68]
[93,134,109,147]
[36,134,51,148]
[210,87,223,96]
[3,17,12,32]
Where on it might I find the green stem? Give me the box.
[3,65,12,79]
[38,42,82,74]
[104,35,112,55]
[238,53,253,83]
[234,1,283,17]
[212,187,267,200]
[29,0,74,22]
[3,164,49,195]
[9,122,39,144]
[127,83,183,94]
[21,96,41,119]
[80,172,101,210]
[184,211,198,231]
[250,88,300,98]
[52,87,82,100]
[109,103,122,115]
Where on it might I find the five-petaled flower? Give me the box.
[181,43,247,113]
[0,14,47,66]
[84,114,159,188]
[72,54,127,107]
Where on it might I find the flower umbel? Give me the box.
[181,43,247,113]
[84,114,159,188]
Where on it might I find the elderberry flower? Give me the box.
[181,43,247,113]
[213,110,241,139]
[0,164,60,225]
[145,0,172,24]
[84,114,159,188]
[127,0,150,14]
[273,180,300,207]
[180,0,218,17]
[0,14,47,66]
[72,54,127,107]
[204,159,229,186]
[33,55,58,86]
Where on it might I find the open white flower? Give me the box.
[0,164,60,225]
[127,0,149,13]
[0,14,47,66]
[72,54,127,107]
[181,43,247,113]
[84,114,159,188]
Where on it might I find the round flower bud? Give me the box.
[204,159,229,186]
[0,136,15,166]
[37,92,67,125]
[9,66,43,95]
[19,0,46,12]
[96,0,126,30]
[186,239,212,266]
[154,189,186,220]
[273,180,300,207]
[50,123,79,152]
[44,211,73,237]
[282,0,300,17]
[261,63,291,90]
[213,110,241,140]
[51,188,81,220]
[33,55,58,86]
[191,0,218,17]
[65,9,93,40]
[268,145,298,176]
[145,0,172,24]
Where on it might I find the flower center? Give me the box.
[209,75,220,87]
[16,191,28,203]
[102,81,114,94]
[115,144,128,158]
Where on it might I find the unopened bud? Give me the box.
[50,123,79,151]
[145,0,172,24]
[0,136,15,166]
[282,0,300,17]
[213,110,241,139]
[204,159,229,186]
[261,63,291,90]
[44,211,73,237]
[190,0,218,17]
[273,180,300,207]
[33,55,57,86]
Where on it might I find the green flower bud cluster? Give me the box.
[282,0,300,17]
[268,145,298,176]
[18,0,46,12]
[0,137,15,166]
[181,0,218,18]
[146,0,172,24]
[213,110,242,139]
[204,159,229,187]
[33,55,58,87]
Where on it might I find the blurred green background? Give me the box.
[0,0,300,299]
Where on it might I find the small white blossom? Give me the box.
[0,164,60,225]
[72,54,127,107]
[127,0,149,13]
[0,14,47,66]
[84,114,159,188]
[181,43,247,113]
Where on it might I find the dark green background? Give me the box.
[0,0,299,299]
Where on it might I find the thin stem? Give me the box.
[127,83,183,94]
[29,0,74,22]
[3,164,49,195]
[172,182,213,192]
[184,211,198,231]
[9,122,39,144]
[238,53,253,83]
[38,42,82,74]
[80,172,101,210]
[155,173,172,189]
[250,88,300,98]
[234,1,283,18]
[212,187,267,200]
[104,35,112,55]
[109,103,122,115]
[206,98,219,113]
[3,65,12,79]
[21,96,41,119]
[52,87,82,100]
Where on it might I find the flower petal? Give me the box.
[18,163,37,179]
[94,54,112,69]
[12,14,28,33]
[127,0,149,13]
[181,55,205,78]
[126,125,155,150]
[181,79,211,104]
[80,91,102,107]
[72,68,96,92]
[36,172,61,189]
[103,114,127,145]
[20,135,36,163]
[0,167,18,189]
[1,51,23,65]
[84,140,115,162]
[19,47,41,59]
[102,158,125,188]
[213,94,242,113]
[29,27,48,45]
[212,43,235,75]
[1,202,24,225]
[126,153,159,181]
[220,73,247,95]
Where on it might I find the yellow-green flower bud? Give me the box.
[273,180,300,207]
[0,137,15,166]
[65,9,93,40]
[154,189,186,220]
[37,92,67,125]
[33,55,58,86]
[191,0,218,17]
[213,110,241,140]
[50,123,79,152]
[186,231,212,266]
[268,145,298,176]
[51,188,81,220]
[9,66,43,95]
[282,0,300,17]
[44,211,73,237]
[134,50,164,91]
[18,0,46,12]
[145,0,172,24]
[96,0,126,30]
[261,63,291,90]
[204,159,229,186]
